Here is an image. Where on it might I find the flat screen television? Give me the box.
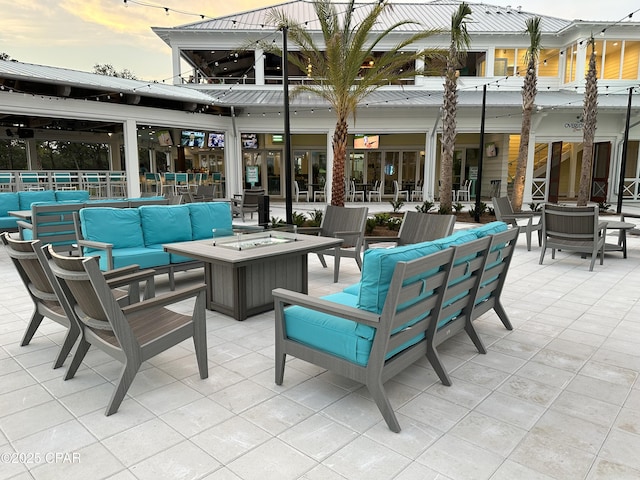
[156,130,173,146]
[180,130,205,148]
[208,133,225,148]
[241,133,259,149]
[354,134,379,149]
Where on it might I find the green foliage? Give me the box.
[598,201,611,213]
[388,217,403,231]
[389,199,404,213]
[270,216,286,227]
[468,202,488,218]
[453,202,464,213]
[373,213,391,226]
[415,200,435,213]
[93,63,138,79]
[291,211,307,226]
[307,209,323,227]
[365,217,377,234]
[438,205,452,215]
[528,202,542,212]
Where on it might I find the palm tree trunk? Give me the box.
[440,52,457,213]
[577,43,598,206]
[331,116,348,206]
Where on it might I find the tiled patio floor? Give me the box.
[1,202,640,480]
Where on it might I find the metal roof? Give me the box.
[154,0,573,43]
[0,59,214,104]
[209,87,635,110]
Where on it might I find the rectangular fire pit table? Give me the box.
[164,231,343,320]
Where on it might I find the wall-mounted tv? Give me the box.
[354,134,379,149]
[156,130,173,146]
[180,130,205,148]
[208,133,225,148]
[241,133,259,149]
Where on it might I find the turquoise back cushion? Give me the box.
[357,241,441,314]
[470,221,508,239]
[187,202,233,239]
[18,190,55,210]
[0,193,19,215]
[55,190,89,202]
[139,205,192,245]
[430,229,479,251]
[80,207,144,250]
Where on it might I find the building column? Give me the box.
[172,46,182,85]
[415,55,424,86]
[122,119,141,198]
[255,48,265,85]
[326,130,334,204]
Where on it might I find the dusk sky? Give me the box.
[1,0,637,81]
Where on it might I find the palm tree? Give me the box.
[266,0,439,206]
[511,17,542,212]
[439,2,472,213]
[577,36,598,206]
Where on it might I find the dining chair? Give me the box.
[108,172,127,197]
[393,180,408,202]
[351,181,365,202]
[294,181,309,202]
[368,180,382,202]
[46,245,207,416]
[313,184,326,202]
[456,179,472,202]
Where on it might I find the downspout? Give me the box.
[230,106,240,198]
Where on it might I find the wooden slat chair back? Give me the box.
[492,196,541,251]
[274,247,455,432]
[305,205,368,282]
[1,233,78,369]
[539,204,607,271]
[365,211,456,249]
[472,227,520,330]
[17,202,84,253]
[46,245,208,415]
[233,188,265,221]
[427,236,492,386]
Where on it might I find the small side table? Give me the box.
[604,220,635,258]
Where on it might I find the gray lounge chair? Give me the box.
[364,211,456,250]
[45,245,208,415]
[492,196,541,251]
[299,205,368,282]
[539,203,607,271]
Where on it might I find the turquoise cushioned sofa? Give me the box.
[273,221,520,432]
[0,190,90,231]
[78,201,233,289]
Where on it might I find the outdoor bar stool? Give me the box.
[144,172,162,195]
[108,172,127,197]
[175,173,191,194]
[52,172,77,191]
[19,172,46,191]
[82,172,106,198]
[0,172,16,191]
[162,172,177,195]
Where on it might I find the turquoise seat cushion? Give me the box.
[284,291,375,366]
[343,282,361,295]
[145,244,195,264]
[357,241,441,314]
[80,207,144,252]
[0,217,18,229]
[139,205,192,246]
[285,291,426,366]
[18,190,55,210]
[0,193,19,216]
[55,190,89,202]
[89,247,170,271]
[187,202,234,240]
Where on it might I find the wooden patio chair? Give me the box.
[1,232,153,369]
[492,196,542,251]
[539,204,607,271]
[232,188,265,221]
[364,211,456,250]
[46,245,208,415]
[299,205,368,282]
